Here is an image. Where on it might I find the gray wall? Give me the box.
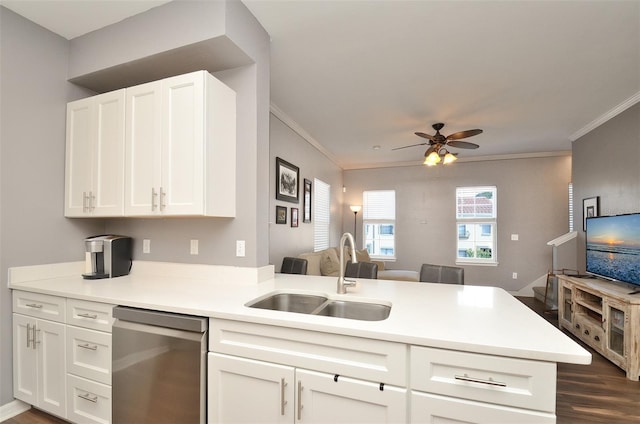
[0,7,104,406]
[343,155,573,291]
[572,102,640,271]
[269,114,344,270]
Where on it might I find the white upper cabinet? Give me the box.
[125,70,236,217]
[65,90,125,217]
[65,70,236,218]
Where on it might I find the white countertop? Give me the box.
[8,261,591,365]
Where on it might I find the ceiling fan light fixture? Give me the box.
[424,151,441,166]
[443,151,458,164]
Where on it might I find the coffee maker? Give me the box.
[82,235,132,279]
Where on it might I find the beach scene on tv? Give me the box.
[586,213,640,286]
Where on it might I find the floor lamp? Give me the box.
[350,205,362,245]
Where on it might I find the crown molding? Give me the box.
[570,91,640,141]
[270,102,343,168]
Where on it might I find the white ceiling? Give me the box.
[3,0,639,169]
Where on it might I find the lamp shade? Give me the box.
[350,205,362,213]
[443,152,458,164]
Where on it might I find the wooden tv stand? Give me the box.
[558,275,640,380]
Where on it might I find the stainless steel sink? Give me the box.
[246,292,391,321]
[247,293,328,314]
[315,300,391,321]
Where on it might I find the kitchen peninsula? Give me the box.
[9,261,590,423]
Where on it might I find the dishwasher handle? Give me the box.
[113,306,207,332]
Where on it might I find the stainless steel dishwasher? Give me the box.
[112,306,208,424]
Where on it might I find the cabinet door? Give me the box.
[13,314,37,405]
[296,369,406,423]
[208,353,295,423]
[125,80,163,215]
[161,71,205,215]
[37,319,67,418]
[411,391,555,424]
[65,98,93,217]
[92,90,125,216]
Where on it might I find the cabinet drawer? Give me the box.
[67,326,112,385]
[210,318,407,386]
[410,346,556,413]
[66,374,111,424]
[13,291,65,323]
[66,299,114,332]
[574,319,604,351]
[411,391,555,424]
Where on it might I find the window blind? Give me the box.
[363,190,396,220]
[313,178,330,252]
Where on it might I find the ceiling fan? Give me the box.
[393,123,483,165]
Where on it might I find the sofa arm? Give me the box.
[371,260,385,271]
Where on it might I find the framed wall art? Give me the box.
[276,205,287,224]
[276,157,299,203]
[303,178,312,223]
[291,208,299,227]
[583,196,599,231]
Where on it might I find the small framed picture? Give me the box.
[291,208,299,227]
[303,178,312,223]
[276,157,299,203]
[583,196,599,231]
[276,205,287,224]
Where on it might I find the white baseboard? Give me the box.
[0,399,30,421]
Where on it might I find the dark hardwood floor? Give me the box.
[5,297,640,424]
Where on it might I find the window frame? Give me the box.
[455,186,498,266]
[313,178,330,252]
[363,190,396,261]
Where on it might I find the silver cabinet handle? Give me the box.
[160,187,166,211]
[78,392,98,403]
[34,329,41,346]
[26,303,43,309]
[77,343,98,351]
[89,191,95,211]
[280,378,288,416]
[26,323,32,349]
[454,373,507,387]
[83,191,87,212]
[77,313,98,319]
[297,381,303,420]
[151,187,158,211]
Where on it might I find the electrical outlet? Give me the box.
[511,234,519,241]
[190,239,199,255]
[143,239,151,254]
[236,240,245,257]
[512,272,518,279]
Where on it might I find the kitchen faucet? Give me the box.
[337,232,358,294]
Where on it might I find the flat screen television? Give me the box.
[586,212,640,292]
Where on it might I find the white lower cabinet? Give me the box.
[12,314,67,418]
[12,292,67,419]
[67,374,112,424]
[409,346,557,423]
[208,353,406,423]
[65,298,114,424]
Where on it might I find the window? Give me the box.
[456,186,497,264]
[313,179,330,252]
[363,190,396,260]
[568,182,574,232]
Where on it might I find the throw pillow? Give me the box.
[355,249,371,262]
[320,248,340,276]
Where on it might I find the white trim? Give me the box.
[343,151,572,170]
[0,399,31,421]
[270,103,342,167]
[570,91,640,141]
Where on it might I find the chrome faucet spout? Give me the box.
[337,232,358,294]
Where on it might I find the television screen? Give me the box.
[586,213,640,287]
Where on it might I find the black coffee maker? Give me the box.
[82,235,132,279]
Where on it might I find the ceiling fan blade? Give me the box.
[415,131,436,141]
[392,142,427,151]
[447,140,480,149]
[446,129,483,140]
